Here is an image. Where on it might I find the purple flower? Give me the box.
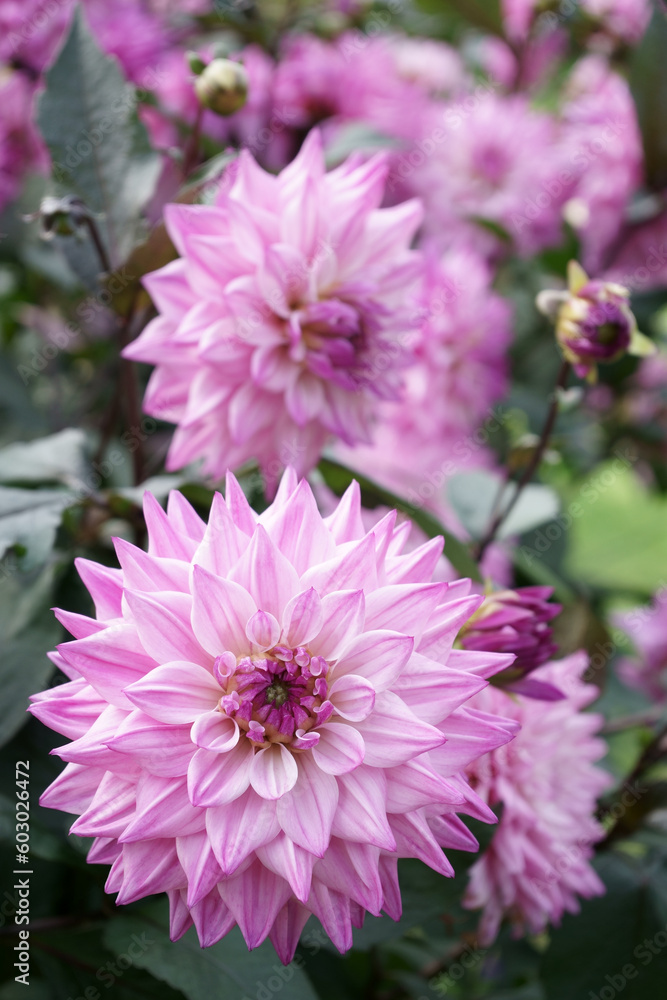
[459,586,563,700]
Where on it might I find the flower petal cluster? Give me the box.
[463,652,611,944]
[538,261,653,381]
[459,586,562,700]
[614,590,667,702]
[31,471,517,961]
[124,130,425,486]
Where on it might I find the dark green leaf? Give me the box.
[540,850,667,1000]
[37,9,161,269]
[104,912,320,1000]
[0,564,60,746]
[318,458,482,582]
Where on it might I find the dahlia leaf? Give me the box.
[37,8,161,270]
[105,916,320,1000]
[0,428,86,485]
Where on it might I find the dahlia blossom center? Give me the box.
[215,642,332,747]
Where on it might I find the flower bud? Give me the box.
[537,261,654,382]
[194,58,248,117]
[459,586,563,700]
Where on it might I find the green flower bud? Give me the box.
[194,58,248,117]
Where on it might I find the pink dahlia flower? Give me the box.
[410,94,573,257]
[124,130,424,486]
[614,590,667,702]
[0,70,49,212]
[463,652,611,944]
[31,472,518,960]
[562,55,643,276]
[459,586,562,700]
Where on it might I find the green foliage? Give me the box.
[37,9,161,270]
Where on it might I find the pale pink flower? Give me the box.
[410,94,573,257]
[32,472,517,960]
[582,0,651,45]
[335,245,512,528]
[464,652,611,944]
[614,590,667,702]
[124,130,424,486]
[562,55,643,275]
[0,70,48,212]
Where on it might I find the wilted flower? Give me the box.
[124,130,424,487]
[458,586,562,700]
[464,652,611,944]
[31,471,518,960]
[537,261,654,381]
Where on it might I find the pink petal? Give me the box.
[119,774,204,843]
[329,674,376,722]
[187,740,253,807]
[250,743,299,799]
[218,860,292,949]
[355,691,445,766]
[333,630,414,691]
[75,558,123,620]
[124,660,221,724]
[281,588,324,647]
[57,625,156,710]
[392,655,487,724]
[245,609,281,651]
[260,479,334,575]
[124,590,212,668]
[176,830,223,907]
[107,710,195,776]
[312,722,365,775]
[364,583,449,639]
[331,767,396,852]
[256,834,315,903]
[191,563,257,657]
[300,534,377,595]
[190,711,240,752]
[206,788,279,875]
[277,753,338,856]
[192,492,249,578]
[384,759,466,813]
[269,899,311,965]
[313,589,365,660]
[323,481,365,543]
[229,524,299,620]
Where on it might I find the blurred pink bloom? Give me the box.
[124,130,424,485]
[409,94,573,257]
[614,590,667,701]
[562,55,643,275]
[336,245,512,512]
[0,70,48,211]
[84,0,172,87]
[501,0,650,43]
[604,210,667,292]
[32,472,517,959]
[582,0,651,44]
[273,31,455,154]
[464,652,611,944]
[0,0,72,74]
